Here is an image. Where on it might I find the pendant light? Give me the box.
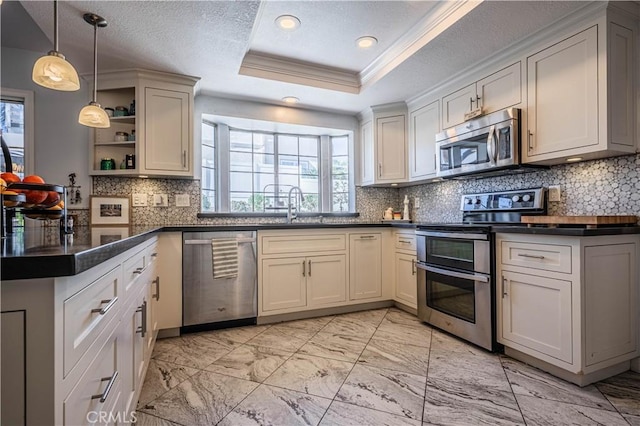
[78,13,110,129]
[32,0,80,91]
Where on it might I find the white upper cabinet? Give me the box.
[90,70,198,178]
[442,62,521,129]
[408,100,439,181]
[358,103,407,186]
[524,12,637,165]
[144,88,190,175]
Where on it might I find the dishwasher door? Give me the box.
[182,231,257,327]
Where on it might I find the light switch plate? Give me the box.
[548,185,561,202]
[175,193,190,207]
[132,193,147,206]
[153,194,168,207]
[414,197,420,209]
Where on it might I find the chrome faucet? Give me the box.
[287,186,305,223]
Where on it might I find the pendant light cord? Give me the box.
[53,0,59,52]
[92,21,98,103]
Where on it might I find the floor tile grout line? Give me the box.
[594,382,636,423]
[136,409,188,426]
[136,358,204,411]
[420,325,434,425]
[498,354,529,425]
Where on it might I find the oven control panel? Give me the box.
[461,188,546,211]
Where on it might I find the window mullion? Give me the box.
[320,135,331,213]
[217,124,231,212]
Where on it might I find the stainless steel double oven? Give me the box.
[415,187,546,352]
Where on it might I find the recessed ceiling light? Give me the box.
[356,36,378,49]
[282,96,299,104]
[566,157,583,162]
[275,15,300,31]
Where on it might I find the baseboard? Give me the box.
[157,328,181,339]
[393,300,417,316]
[256,300,395,325]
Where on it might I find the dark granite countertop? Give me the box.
[1,222,415,280]
[491,225,640,236]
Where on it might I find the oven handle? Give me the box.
[415,231,488,241]
[416,263,490,283]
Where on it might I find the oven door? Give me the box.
[416,263,493,351]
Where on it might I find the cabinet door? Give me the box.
[349,234,382,300]
[144,87,190,174]
[376,115,406,181]
[360,120,374,185]
[442,83,476,129]
[395,253,417,307]
[408,101,439,180]
[526,26,598,157]
[307,255,347,307]
[477,62,521,115]
[584,243,637,366]
[1,311,25,426]
[262,257,307,311]
[500,271,573,364]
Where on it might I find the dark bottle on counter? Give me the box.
[130,100,136,116]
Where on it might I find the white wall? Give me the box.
[1,47,91,208]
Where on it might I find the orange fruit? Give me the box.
[22,175,45,184]
[0,178,6,192]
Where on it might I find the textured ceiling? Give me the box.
[9,1,588,115]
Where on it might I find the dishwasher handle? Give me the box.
[184,238,256,245]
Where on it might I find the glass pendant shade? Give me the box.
[78,102,110,128]
[32,1,80,91]
[32,52,80,91]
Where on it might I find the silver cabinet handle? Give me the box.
[517,253,545,260]
[91,371,118,403]
[378,163,382,177]
[502,276,508,298]
[302,260,306,277]
[416,263,490,283]
[398,239,411,244]
[470,96,475,110]
[182,150,187,168]
[153,276,160,301]
[476,94,482,108]
[91,297,118,315]
[308,260,311,276]
[133,267,144,275]
[411,259,416,275]
[360,235,375,239]
[151,252,158,258]
[527,130,534,152]
[136,301,147,337]
[433,153,437,170]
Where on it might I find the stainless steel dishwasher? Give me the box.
[182,231,257,331]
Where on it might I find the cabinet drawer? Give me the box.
[501,241,572,274]
[64,327,120,426]
[63,266,120,377]
[395,233,416,251]
[261,234,346,255]
[123,248,148,296]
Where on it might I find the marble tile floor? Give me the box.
[136,308,640,426]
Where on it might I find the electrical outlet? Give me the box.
[153,194,168,207]
[548,185,561,202]
[132,193,147,206]
[175,193,190,207]
[414,197,420,209]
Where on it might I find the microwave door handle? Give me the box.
[486,125,497,164]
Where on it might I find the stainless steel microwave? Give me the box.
[436,108,525,179]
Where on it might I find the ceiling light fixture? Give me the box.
[566,157,583,162]
[78,13,110,129]
[356,36,378,49]
[282,96,300,104]
[32,0,80,91]
[275,15,300,31]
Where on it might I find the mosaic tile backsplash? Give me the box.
[81,153,640,226]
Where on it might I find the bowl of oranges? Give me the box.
[1,172,65,219]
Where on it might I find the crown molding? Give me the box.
[239,52,361,94]
[359,0,483,90]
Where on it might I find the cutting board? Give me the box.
[521,215,638,228]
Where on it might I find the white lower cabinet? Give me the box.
[258,229,390,317]
[349,233,382,300]
[0,236,160,425]
[497,233,639,385]
[395,253,417,308]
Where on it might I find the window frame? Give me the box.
[201,123,355,215]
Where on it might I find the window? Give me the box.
[0,99,26,178]
[201,124,354,214]
[201,121,216,212]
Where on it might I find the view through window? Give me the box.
[1,99,25,178]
